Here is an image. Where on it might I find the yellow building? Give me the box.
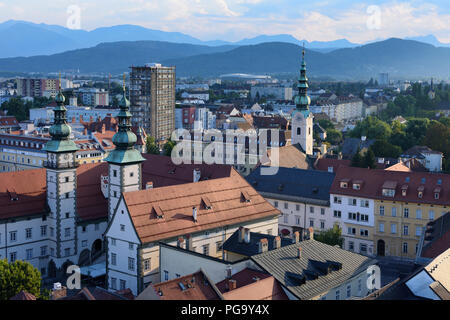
[331,166,450,261]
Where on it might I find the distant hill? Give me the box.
[0,41,237,74]
[0,38,449,79]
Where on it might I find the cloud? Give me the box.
[0,0,448,43]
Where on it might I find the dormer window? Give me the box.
[417,185,424,199]
[402,189,407,196]
[382,189,395,197]
[418,191,423,198]
[382,181,397,197]
[353,184,360,190]
[434,192,439,199]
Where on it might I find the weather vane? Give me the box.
[123,73,126,92]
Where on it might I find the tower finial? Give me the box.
[123,73,126,93]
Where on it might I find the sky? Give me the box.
[0,0,449,43]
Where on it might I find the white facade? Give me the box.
[291,110,313,155]
[310,100,363,123]
[251,86,293,101]
[330,193,375,256]
[30,106,119,125]
[194,108,216,130]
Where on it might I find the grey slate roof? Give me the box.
[251,239,377,300]
[223,230,292,257]
[341,138,375,158]
[246,166,335,206]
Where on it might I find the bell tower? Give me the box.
[44,80,79,265]
[105,74,145,220]
[292,46,313,155]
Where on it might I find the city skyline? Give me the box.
[0,0,450,43]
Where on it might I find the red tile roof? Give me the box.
[216,268,270,292]
[330,166,450,205]
[315,158,350,172]
[152,271,222,300]
[123,168,280,243]
[9,291,37,300]
[0,116,19,127]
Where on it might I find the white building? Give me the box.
[251,85,293,101]
[30,106,119,125]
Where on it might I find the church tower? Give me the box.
[291,47,314,155]
[44,83,79,265]
[105,75,145,220]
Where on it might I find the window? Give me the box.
[296,204,300,211]
[164,270,169,281]
[349,241,354,251]
[403,242,408,254]
[50,227,54,237]
[111,238,116,246]
[40,246,47,257]
[10,252,17,262]
[82,226,87,233]
[379,223,384,233]
[379,206,385,216]
[335,290,340,300]
[120,280,126,290]
[360,244,367,254]
[111,253,117,266]
[65,212,69,218]
[348,198,357,206]
[321,208,325,215]
[82,240,88,247]
[113,191,117,198]
[348,227,356,235]
[144,259,151,271]
[416,209,422,219]
[26,249,33,260]
[202,244,210,255]
[50,248,55,256]
[310,206,314,214]
[391,207,397,217]
[415,227,422,237]
[216,241,223,252]
[347,285,351,298]
[111,278,117,290]
[333,197,342,204]
[404,208,409,218]
[120,224,125,231]
[353,184,360,190]
[65,228,71,238]
[309,219,314,227]
[333,210,341,218]
[26,228,32,239]
[65,248,70,257]
[295,215,301,225]
[360,229,369,237]
[274,201,278,208]
[358,279,362,294]
[283,214,288,224]
[320,221,325,229]
[391,224,397,234]
[113,170,117,178]
[403,225,409,236]
[130,172,134,177]
[128,257,135,271]
[360,200,369,208]
[129,243,134,250]
[429,210,435,220]
[41,226,47,237]
[284,202,288,209]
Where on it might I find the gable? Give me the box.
[106,196,141,244]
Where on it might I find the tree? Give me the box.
[0,259,43,300]
[363,149,376,169]
[422,121,450,158]
[163,139,176,157]
[350,116,392,141]
[318,119,335,130]
[325,129,343,145]
[370,140,402,158]
[145,136,160,155]
[351,148,363,167]
[314,224,344,247]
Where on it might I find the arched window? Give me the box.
[309,127,311,135]
[297,127,301,135]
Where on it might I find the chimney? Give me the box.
[192,206,198,222]
[273,236,281,249]
[244,228,251,244]
[51,283,67,300]
[83,128,88,136]
[146,181,154,190]
[226,265,232,279]
[258,238,268,253]
[309,227,314,240]
[102,123,106,134]
[228,279,237,291]
[297,247,302,259]
[193,168,201,182]
[177,237,186,249]
[238,226,245,243]
[292,231,300,244]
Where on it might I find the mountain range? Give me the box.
[1,20,450,58]
[0,38,449,79]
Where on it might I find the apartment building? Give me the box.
[130,63,176,145]
[246,166,338,238]
[331,166,450,260]
[16,78,60,98]
[310,97,363,123]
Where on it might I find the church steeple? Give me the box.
[294,45,311,111]
[105,74,145,165]
[44,75,78,167]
